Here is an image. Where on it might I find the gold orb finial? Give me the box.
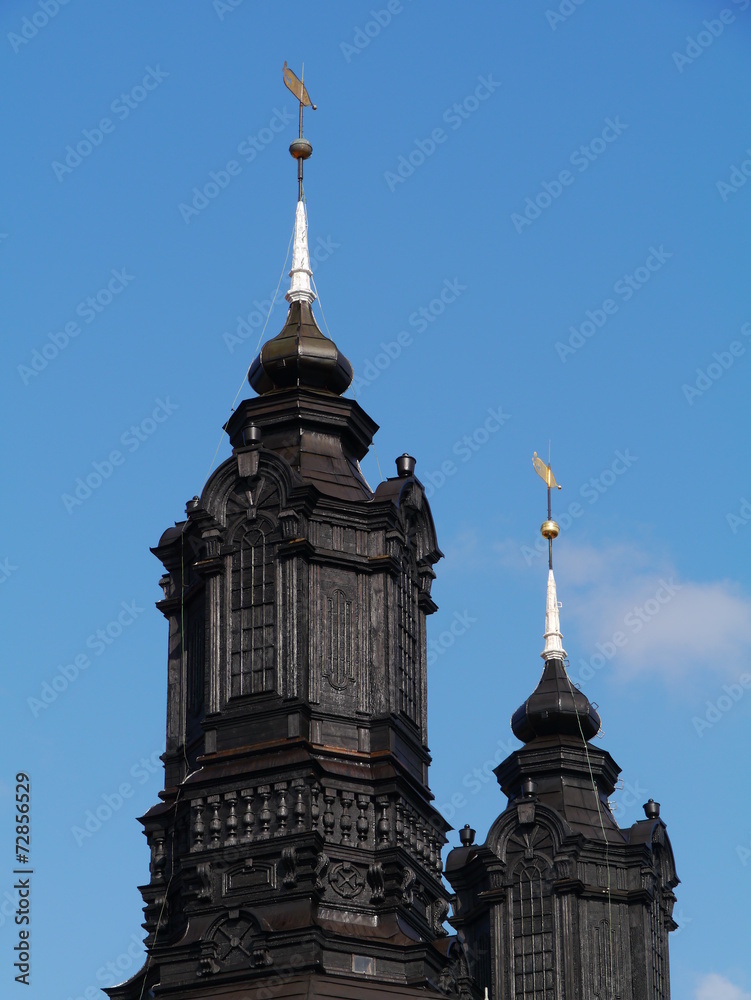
[540,519,559,540]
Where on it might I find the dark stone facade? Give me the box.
[107,383,461,998]
[445,657,679,999]
[106,187,677,998]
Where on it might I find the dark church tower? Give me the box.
[445,469,679,999]
[107,92,459,1000]
[106,73,679,1000]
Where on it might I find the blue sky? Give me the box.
[2,2,750,997]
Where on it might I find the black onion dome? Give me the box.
[248,300,353,396]
[511,657,601,743]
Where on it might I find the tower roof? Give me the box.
[511,459,600,744]
[511,566,599,742]
[247,93,353,397]
[510,655,600,743]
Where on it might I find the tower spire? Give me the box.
[283,62,316,305]
[247,67,353,397]
[286,200,315,306]
[542,567,566,661]
[509,452,600,743]
[532,450,566,661]
[447,454,679,998]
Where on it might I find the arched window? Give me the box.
[230,524,276,696]
[513,862,554,999]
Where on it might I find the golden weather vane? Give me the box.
[533,449,562,571]
[283,61,317,200]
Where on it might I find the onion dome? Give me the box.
[248,200,353,396]
[511,569,601,743]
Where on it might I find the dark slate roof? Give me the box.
[495,735,626,844]
[511,657,600,743]
[249,300,353,396]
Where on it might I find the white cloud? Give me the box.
[696,973,751,1000]
[495,536,751,682]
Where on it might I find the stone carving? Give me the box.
[356,795,370,843]
[376,796,390,845]
[192,799,204,850]
[208,795,222,848]
[437,941,473,1000]
[241,789,254,840]
[202,913,272,974]
[292,780,306,831]
[184,783,445,875]
[401,866,416,905]
[432,897,450,936]
[314,851,330,890]
[275,783,289,835]
[329,861,364,899]
[281,847,297,888]
[367,863,385,903]
[340,791,354,844]
[196,862,212,900]
[323,589,355,690]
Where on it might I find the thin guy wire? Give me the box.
[137,217,296,999]
[311,268,386,485]
[201,218,295,487]
[563,657,616,998]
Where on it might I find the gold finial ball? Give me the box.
[540,519,559,540]
[289,137,313,160]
